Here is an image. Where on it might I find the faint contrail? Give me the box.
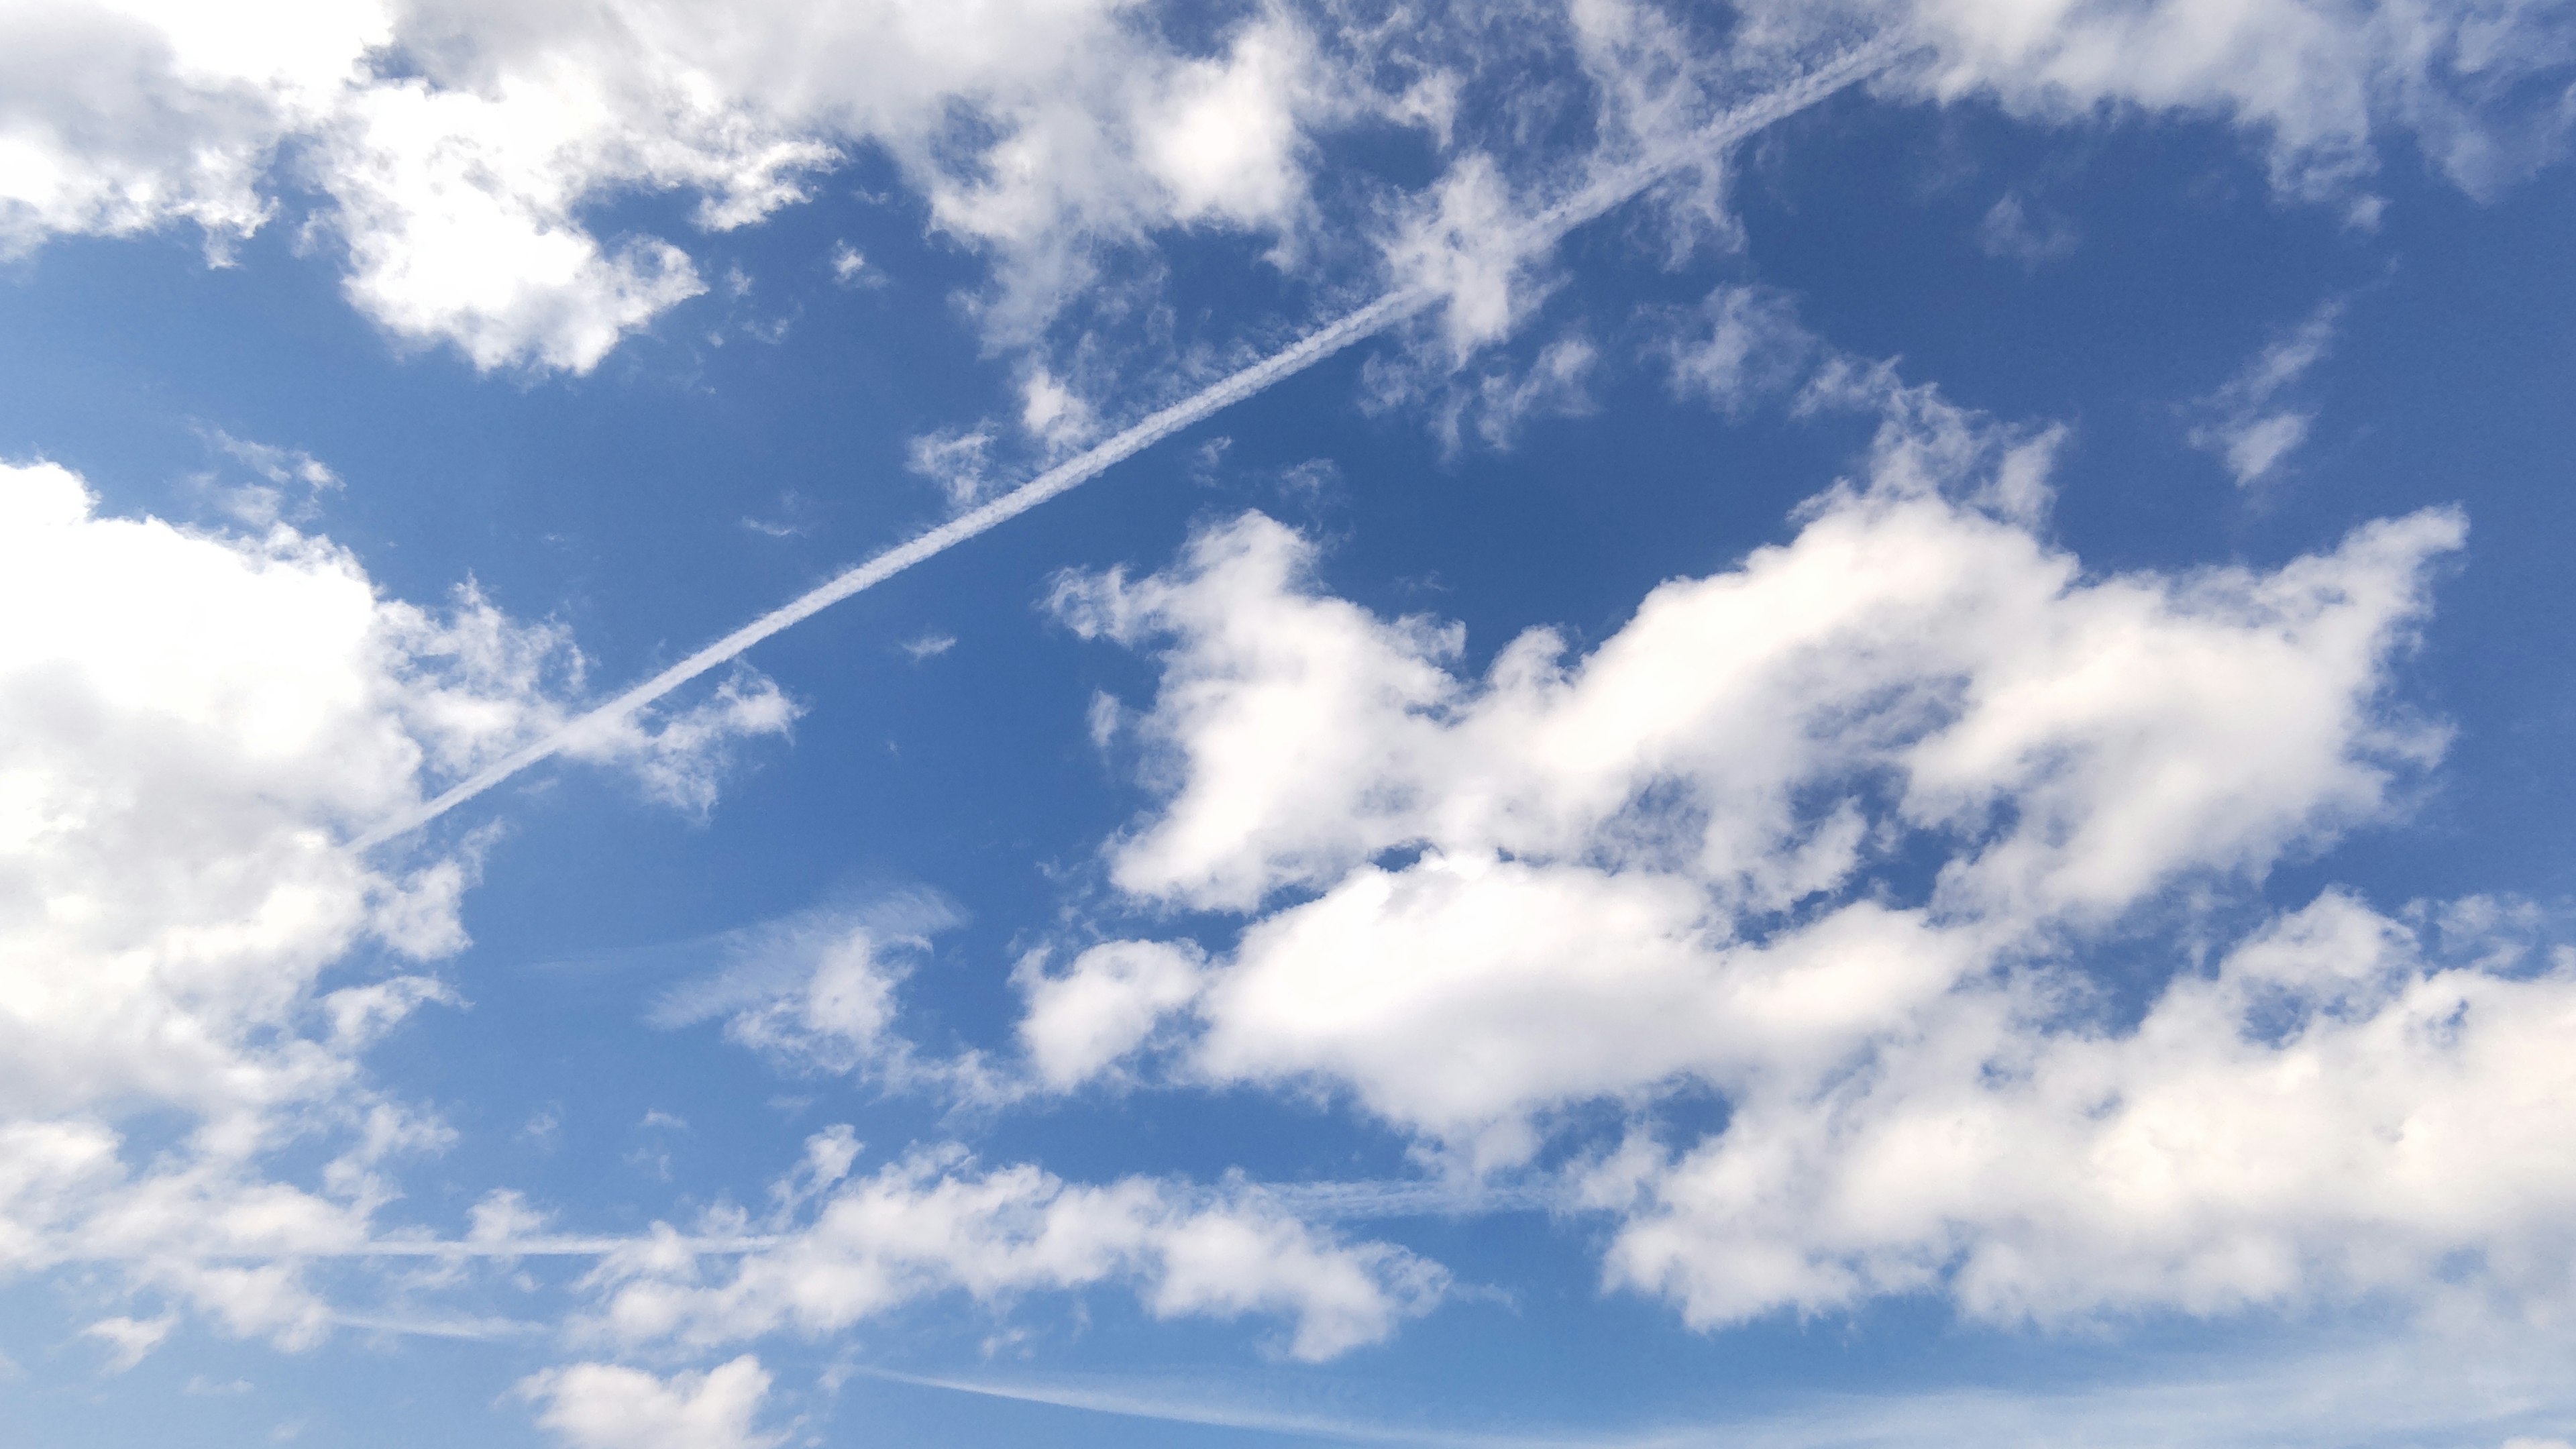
[353,38,1898,851]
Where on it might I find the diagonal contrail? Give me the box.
[352,38,1899,851]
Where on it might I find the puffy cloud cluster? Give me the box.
[0,455,788,1341]
[519,1356,781,1449]
[0,0,1389,370]
[1601,890,2576,1326]
[586,1132,1447,1362]
[1019,373,2576,1328]
[13,3,2569,378]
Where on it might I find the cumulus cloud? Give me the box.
[2190,298,2345,487]
[1015,939,1208,1091]
[0,0,1388,370]
[519,1356,780,1449]
[1032,372,2551,1328]
[0,455,787,1340]
[1601,890,2576,1326]
[585,1136,1447,1362]
[7,3,2571,378]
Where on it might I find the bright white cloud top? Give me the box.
[3,3,2575,1448]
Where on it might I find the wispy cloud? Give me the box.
[857,1323,2576,1449]
[1976,191,2080,266]
[2190,298,2345,486]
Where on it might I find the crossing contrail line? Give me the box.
[352,39,1898,851]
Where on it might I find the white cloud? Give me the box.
[1738,0,2576,202]
[1035,376,2553,1327]
[585,1138,1447,1362]
[1380,154,1536,366]
[1603,891,2576,1326]
[900,631,957,662]
[2191,299,2345,487]
[649,892,968,1083]
[1654,283,1815,417]
[519,1356,780,1449]
[906,426,996,510]
[1015,940,1208,1091]
[82,1312,175,1373]
[0,455,787,1341]
[0,0,1385,370]
[7,3,2570,376]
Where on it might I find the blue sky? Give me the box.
[5,3,2576,1446]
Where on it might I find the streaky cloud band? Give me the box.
[350,36,1902,851]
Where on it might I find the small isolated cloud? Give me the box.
[84,1314,175,1373]
[738,491,812,539]
[1020,366,1097,451]
[906,427,996,510]
[1015,940,1208,1090]
[650,892,987,1090]
[2190,299,2345,486]
[1654,283,1817,417]
[198,428,342,527]
[1977,192,2080,266]
[828,241,870,286]
[900,632,957,662]
[518,1356,780,1449]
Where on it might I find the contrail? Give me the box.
[352,39,1898,851]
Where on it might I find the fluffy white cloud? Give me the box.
[1016,939,1208,1091]
[11,3,2567,378]
[1057,387,2442,928]
[519,1356,780,1449]
[0,455,788,1339]
[586,1136,1447,1362]
[0,0,1383,370]
[1033,372,2563,1326]
[1602,891,2576,1325]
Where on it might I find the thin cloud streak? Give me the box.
[857,1328,2576,1449]
[350,38,1901,850]
[48,1175,1548,1263]
[851,1364,1685,1449]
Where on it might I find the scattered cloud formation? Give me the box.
[1035,370,2557,1330]
[7,2,2565,376]
[0,455,788,1342]
[0,0,1391,370]
[585,1135,1446,1363]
